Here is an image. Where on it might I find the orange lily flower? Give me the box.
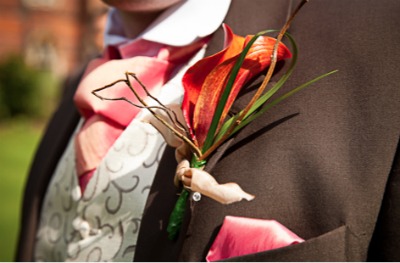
[182,24,292,149]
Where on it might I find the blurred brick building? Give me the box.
[0,0,108,77]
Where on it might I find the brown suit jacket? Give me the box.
[16,0,400,261]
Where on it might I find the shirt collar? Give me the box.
[104,0,231,47]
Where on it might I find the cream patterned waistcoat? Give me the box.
[34,47,205,261]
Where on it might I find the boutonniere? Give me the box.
[93,0,337,240]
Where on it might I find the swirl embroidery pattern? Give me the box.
[34,120,166,261]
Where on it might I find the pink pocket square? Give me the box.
[206,216,304,261]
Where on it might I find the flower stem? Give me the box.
[166,157,206,240]
[166,188,190,240]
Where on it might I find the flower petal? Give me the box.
[182,24,245,143]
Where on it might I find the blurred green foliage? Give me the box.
[0,55,59,120]
[0,119,43,261]
[0,55,61,261]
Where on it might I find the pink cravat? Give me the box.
[206,216,304,261]
[74,38,206,192]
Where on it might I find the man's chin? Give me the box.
[101,0,182,13]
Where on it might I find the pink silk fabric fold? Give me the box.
[206,216,304,262]
[74,38,206,192]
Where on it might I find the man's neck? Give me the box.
[117,9,163,39]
